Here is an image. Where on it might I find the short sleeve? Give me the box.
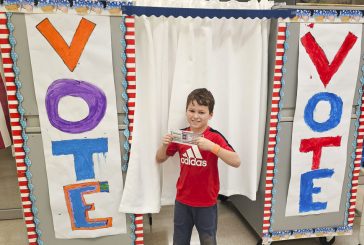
[166,142,178,156]
[215,134,234,152]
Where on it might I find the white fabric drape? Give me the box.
[120,0,273,214]
[119,11,179,213]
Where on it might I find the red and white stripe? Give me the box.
[125,16,136,144]
[0,13,38,244]
[125,16,144,244]
[262,22,287,236]
[134,214,144,244]
[347,92,364,226]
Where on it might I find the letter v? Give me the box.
[36,18,96,72]
[300,31,357,88]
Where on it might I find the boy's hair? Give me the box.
[186,88,215,113]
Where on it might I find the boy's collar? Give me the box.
[187,126,210,135]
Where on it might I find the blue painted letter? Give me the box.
[299,168,334,213]
[52,138,108,181]
[304,92,343,132]
[64,181,112,230]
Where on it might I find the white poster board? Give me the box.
[286,23,362,216]
[25,14,126,238]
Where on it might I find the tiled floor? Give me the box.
[0,219,28,245]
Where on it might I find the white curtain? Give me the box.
[120,0,273,214]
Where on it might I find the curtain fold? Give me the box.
[120,0,273,213]
[119,13,178,213]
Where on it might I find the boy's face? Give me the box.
[186,100,212,133]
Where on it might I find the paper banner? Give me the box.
[25,14,126,238]
[286,23,362,216]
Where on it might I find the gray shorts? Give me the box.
[173,200,217,245]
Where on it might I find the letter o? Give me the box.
[46,79,107,134]
[304,92,343,133]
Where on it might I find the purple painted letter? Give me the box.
[45,79,106,134]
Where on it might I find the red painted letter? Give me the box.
[300,136,341,170]
[300,32,357,87]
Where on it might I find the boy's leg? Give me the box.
[173,200,194,245]
[194,204,217,245]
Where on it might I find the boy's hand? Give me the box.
[156,134,174,163]
[162,134,174,146]
[193,137,215,151]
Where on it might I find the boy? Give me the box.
[156,88,240,245]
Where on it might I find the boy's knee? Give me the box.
[199,233,216,245]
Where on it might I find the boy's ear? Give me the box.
[209,112,213,118]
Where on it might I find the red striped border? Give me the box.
[262,22,287,236]
[125,16,136,145]
[347,90,364,226]
[0,13,38,244]
[134,214,144,244]
[125,16,144,245]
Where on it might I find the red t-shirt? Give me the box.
[166,127,234,207]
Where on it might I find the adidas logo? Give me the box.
[180,145,207,167]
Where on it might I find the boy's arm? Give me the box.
[156,144,169,163]
[156,134,174,163]
[194,137,241,168]
[213,147,240,168]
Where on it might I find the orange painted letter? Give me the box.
[36,18,96,72]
